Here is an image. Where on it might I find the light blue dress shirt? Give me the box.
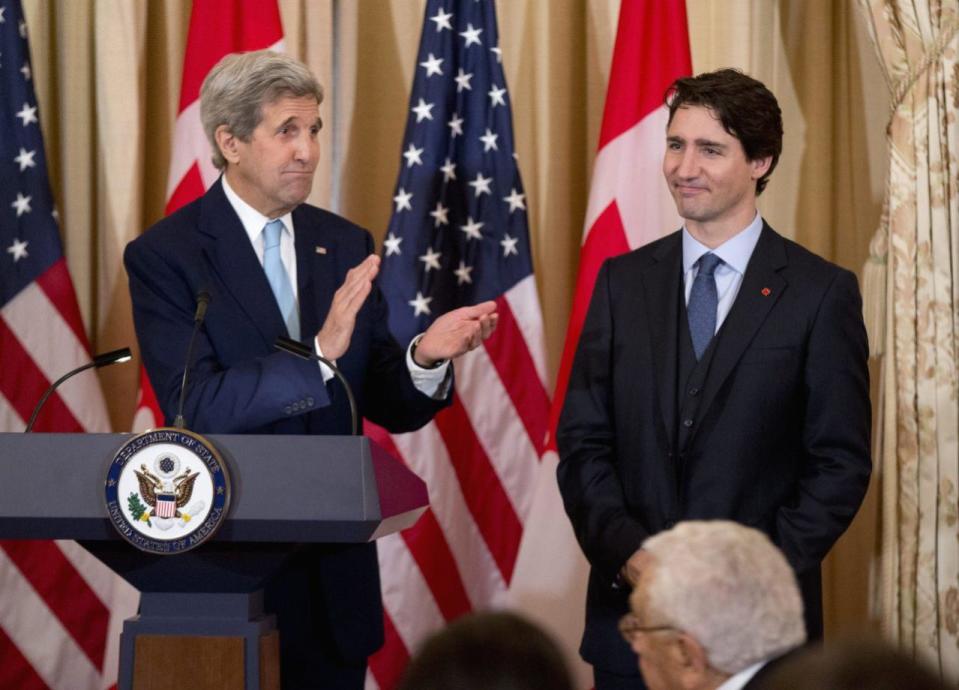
[682,212,764,334]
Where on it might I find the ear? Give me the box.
[672,633,712,689]
[215,124,241,166]
[750,155,773,181]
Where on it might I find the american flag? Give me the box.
[0,1,137,687]
[366,1,550,687]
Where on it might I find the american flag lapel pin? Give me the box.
[315,246,327,255]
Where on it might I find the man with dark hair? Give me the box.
[126,50,497,689]
[557,68,871,689]
[398,612,575,690]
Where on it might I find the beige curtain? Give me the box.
[858,0,959,679]
[22,0,887,646]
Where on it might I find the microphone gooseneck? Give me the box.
[274,336,359,436]
[173,291,211,430]
[25,347,132,432]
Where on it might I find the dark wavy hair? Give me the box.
[665,69,783,195]
[397,612,574,690]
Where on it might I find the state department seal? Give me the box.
[105,428,231,554]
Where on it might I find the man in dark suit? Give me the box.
[125,50,496,689]
[556,69,871,689]
[620,521,806,690]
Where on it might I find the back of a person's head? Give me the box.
[755,637,950,690]
[397,611,574,690]
[640,520,806,674]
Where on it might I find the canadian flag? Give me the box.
[509,1,692,685]
[549,0,692,433]
[131,0,285,431]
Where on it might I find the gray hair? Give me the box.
[641,520,806,675]
[200,50,324,169]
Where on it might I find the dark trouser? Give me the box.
[263,553,368,690]
[594,667,647,690]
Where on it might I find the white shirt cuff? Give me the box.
[313,337,336,383]
[407,334,452,399]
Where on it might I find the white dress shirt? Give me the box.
[682,211,764,334]
[221,175,450,397]
[715,660,767,690]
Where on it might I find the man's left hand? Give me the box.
[413,301,498,367]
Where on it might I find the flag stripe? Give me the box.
[363,425,476,620]
[401,509,473,621]
[56,541,139,690]
[367,420,482,609]
[368,609,409,690]
[34,259,90,350]
[2,279,109,432]
[0,547,102,690]
[0,541,110,671]
[454,347,540,522]
[484,295,550,455]
[0,316,83,432]
[502,275,548,386]
[0,627,49,690]
[0,391,24,431]
[433,400,524,583]
[389,423,507,607]
[377,534,446,651]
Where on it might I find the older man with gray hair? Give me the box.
[620,521,806,690]
[126,50,497,689]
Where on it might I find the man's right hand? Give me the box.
[316,254,380,360]
[622,548,652,588]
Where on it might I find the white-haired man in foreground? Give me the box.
[620,521,807,690]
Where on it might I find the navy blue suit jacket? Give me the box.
[557,224,871,674]
[124,178,447,661]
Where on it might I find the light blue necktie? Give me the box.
[687,253,723,360]
[262,219,300,341]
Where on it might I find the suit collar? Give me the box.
[198,179,288,349]
[220,173,295,246]
[293,204,337,339]
[681,211,763,275]
[690,222,788,439]
[643,231,684,447]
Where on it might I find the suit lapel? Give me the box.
[693,224,788,435]
[197,179,286,349]
[641,232,683,449]
[294,206,337,340]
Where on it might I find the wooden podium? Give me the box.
[0,432,428,690]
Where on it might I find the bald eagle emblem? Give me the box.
[134,463,200,519]
[106,428,231,554]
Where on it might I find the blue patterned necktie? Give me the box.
[687,253,723,360]
[262,219,300,341]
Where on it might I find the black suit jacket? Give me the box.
[124,179,448,662]
[556,223,871,673]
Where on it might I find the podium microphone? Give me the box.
[173,290,211,430]
[274,336,359,436]
[25,347,132,432]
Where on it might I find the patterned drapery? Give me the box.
[860,0,959,678]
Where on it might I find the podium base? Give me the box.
[119,591,279,690]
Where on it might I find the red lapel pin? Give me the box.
[761,287,771,296]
